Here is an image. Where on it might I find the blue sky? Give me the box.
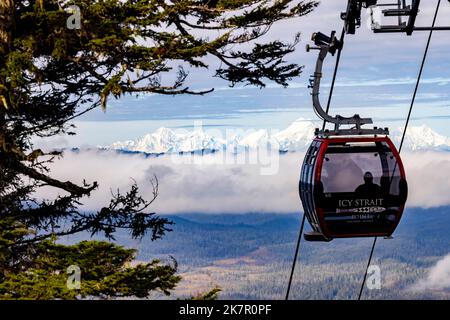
[56,1,450,147]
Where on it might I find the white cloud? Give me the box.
[402,151,450,208]
[34,150,297,214]
[34,149,450,214]
[412,253,450,291]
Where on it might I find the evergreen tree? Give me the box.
[0,0,317,299]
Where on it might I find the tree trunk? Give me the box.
[0,0,13,121]
[0,0,13,57]
[0,0,14,54]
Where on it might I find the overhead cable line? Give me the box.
[358,0,442,300]
[285,27,346,301]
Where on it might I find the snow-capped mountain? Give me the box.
[109,119,450,155]
[111,127,226,154]
[110,119,317,154]
[391,124,450,151]
[273,120,317,151]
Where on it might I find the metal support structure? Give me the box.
[307,31,389,137]
[342,0,450,35]
[413,26,450,31]
[406,0,420,34]
[341,1,378,34]
[374,26,450,33]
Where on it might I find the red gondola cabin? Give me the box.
[299,136,408,241]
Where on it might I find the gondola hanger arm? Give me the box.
[307,31,389,137]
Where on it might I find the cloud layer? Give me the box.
[412,253,450,292]
[34,149,450,214]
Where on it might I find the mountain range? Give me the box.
[108,119,450,155]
